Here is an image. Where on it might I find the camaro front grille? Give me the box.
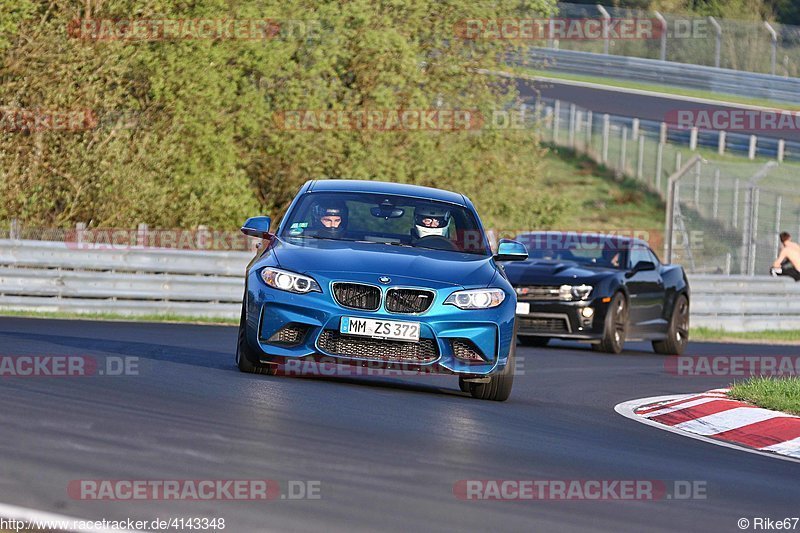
[385,288,434,314]
[317,330,438,363]
[517,316,570,333]
[515,285,563,301]
[332,283,381,311]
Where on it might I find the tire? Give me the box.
[653,294,690,355]
[458,377,471,393]
[517,336,549,347]
[235,305,278,375]
[598,292,628,354]
[468,340,515,401]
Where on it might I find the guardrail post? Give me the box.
[575,110,582,149]
[601,114,610,163]
[718,131,726,155]
[659,122,667,144]
[708,17,722,68]
[654,11,667,61]
[586,111,593,151]
[598,5,610,55]
[765,22,777,76]
[568,104,577,148]
[619,126,628,176]
[748,135,757,160]
[553,100,561,143]
[777,139,785,163]
[632,118,639,141]
[637,135,645,180]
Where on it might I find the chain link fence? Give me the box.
[552,2,800,77]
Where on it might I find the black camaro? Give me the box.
[503,232,690,354]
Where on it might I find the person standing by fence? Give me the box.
[771,232,800,281]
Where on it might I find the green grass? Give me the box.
[729,377,800,415]
[691,327,800,343]
[0,310,237,325]
[514,67,800,111]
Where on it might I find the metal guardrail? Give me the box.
[0,240,797,331]
[525,48,800,104]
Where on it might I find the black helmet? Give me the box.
[312,200,348,238]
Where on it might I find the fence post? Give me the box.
[748,135,757,160]
[693,163,700,208]
[575,110,583,150]
[75,222,86,247]
[637,135,645,180]
[601,114,610,163]
[675,152,682,173]
[631,118,639,141]
[774,195,783,259]
[740,187,751,274]
[725,253,731,275]
[137,223,148,248]
[619,126,628,176]
[664,155,702,263]
[733,178,739,229]
[689,127,698,151]
[659,122,668,144]
[712,168,720,219]
[718,131,726,155]
[586,111,593,152]
[749,188,760,276]
[553,100,561,143]
[708,16,722,68]
[765,22,777,76]
[10,219,20,240]
[654,11,667,61]
[655,142,664,191]
[568,103,576,148]
[598,5,611,55]
[777,139,785,163]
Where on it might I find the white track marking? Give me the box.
[673,407,788,435]
[638,396,730,418]
[762,437,800,458]
[615,396,800,465]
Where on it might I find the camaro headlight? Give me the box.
[261,267,321,294]
[445,288,506,309]
[559,284,593,301]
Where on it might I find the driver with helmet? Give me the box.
[312,200,348,239]
[413,205,451,240]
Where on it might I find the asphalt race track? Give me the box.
[1,316,798,532]
[515,78,800,144]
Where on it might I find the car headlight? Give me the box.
[559,284,593,301]
[261,267,321,294]
[445,288,506,309]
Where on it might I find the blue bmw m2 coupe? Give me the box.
[236,179,528,401]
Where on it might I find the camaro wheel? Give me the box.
[653,294,689,355]
[517,336,549,347]
[468,341,515,402]
[235,306,278,376]
[598,292,627,354]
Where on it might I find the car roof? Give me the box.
[306,179,466,206]
[515,231,650,248]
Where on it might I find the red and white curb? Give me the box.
[615,389,800,464]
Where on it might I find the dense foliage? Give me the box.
[1,0,563,230]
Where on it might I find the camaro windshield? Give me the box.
[516,233,634,269]
[280,192,490,255]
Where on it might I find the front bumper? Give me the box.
[244,270,516,376]
[515,297,611,340]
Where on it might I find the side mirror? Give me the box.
[494,239,528,262]
[626,260,656,277]
[241,216,272,238]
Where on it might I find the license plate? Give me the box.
[516,302,530,315]
[340,317,420,342]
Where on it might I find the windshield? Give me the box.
[516,233,633,270]
[280,192,490,255]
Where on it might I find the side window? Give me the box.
[628,246,649,269]
[646,247,660,265]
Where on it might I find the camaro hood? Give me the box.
[269,237,497,288]
[502,260,616,285]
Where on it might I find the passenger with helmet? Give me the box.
[312,200,349,239]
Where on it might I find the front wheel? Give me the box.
[598,292,628,354]
[236,306,278,375]
[468,342,515,401]
[653,294,689,355]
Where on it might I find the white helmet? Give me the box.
[414,206,451,239]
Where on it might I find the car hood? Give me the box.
[269,237,497,288]
[502,260,617,285]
